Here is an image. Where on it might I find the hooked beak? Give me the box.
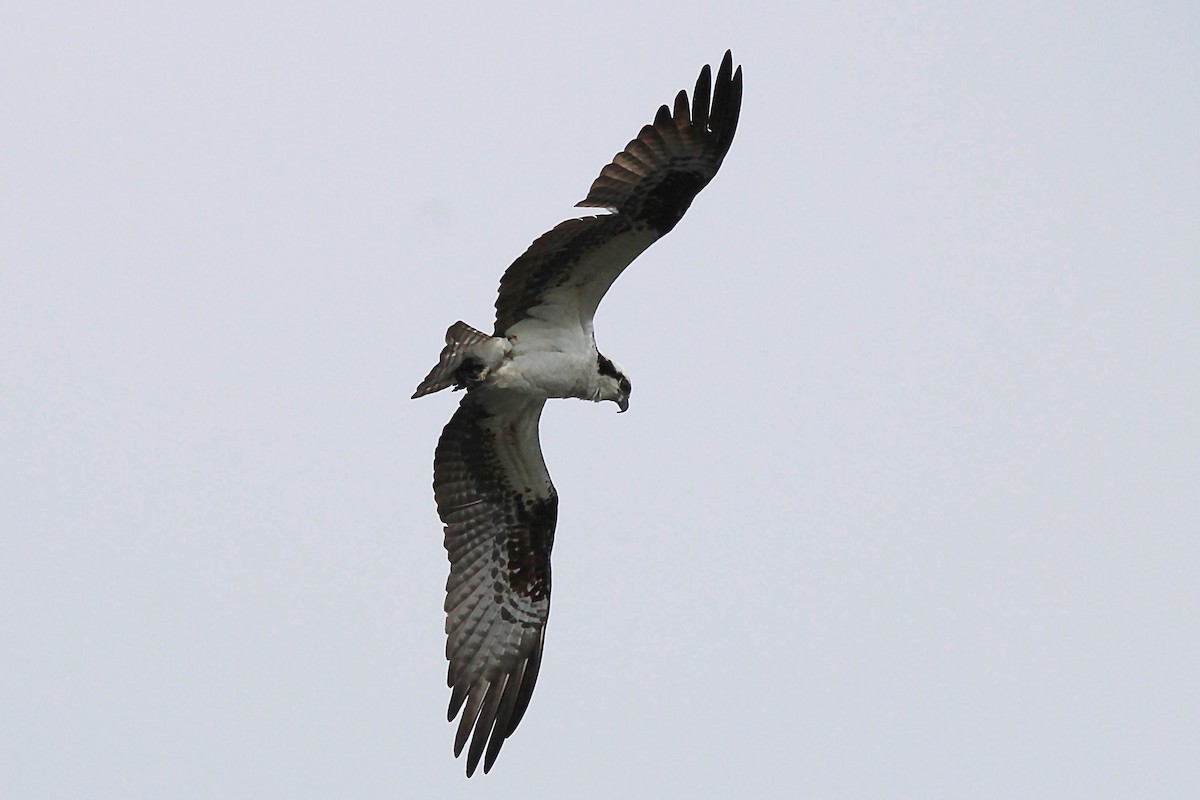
[616,394,629,413]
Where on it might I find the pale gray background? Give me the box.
[4,2,1198,797]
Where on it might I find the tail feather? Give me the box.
[412,322,492,399]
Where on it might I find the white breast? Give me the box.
[492,317,598,399]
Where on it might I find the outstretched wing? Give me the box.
[493,50,743,336]
[433,390,557,776]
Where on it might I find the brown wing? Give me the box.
[493,51,743,336]
[434,391,556,776]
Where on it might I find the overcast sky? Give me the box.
[4,2,1198,797]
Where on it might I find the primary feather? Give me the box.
[414,51,742,776]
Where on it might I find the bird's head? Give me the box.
[595,354,631,413]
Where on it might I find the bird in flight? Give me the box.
[413,51,742,776]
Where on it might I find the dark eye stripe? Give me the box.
[596,354,620,380]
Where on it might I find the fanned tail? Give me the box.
[412,322,493,399]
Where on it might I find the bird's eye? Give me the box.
[619,377,631,393]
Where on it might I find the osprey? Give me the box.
[413,51,742,776]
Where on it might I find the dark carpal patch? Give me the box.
[491,52,741,341]
[506,493,556,601]
[435,396,556,605]
[638,170,707,233]
[422,50,743,777]
[434,393,555,774]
